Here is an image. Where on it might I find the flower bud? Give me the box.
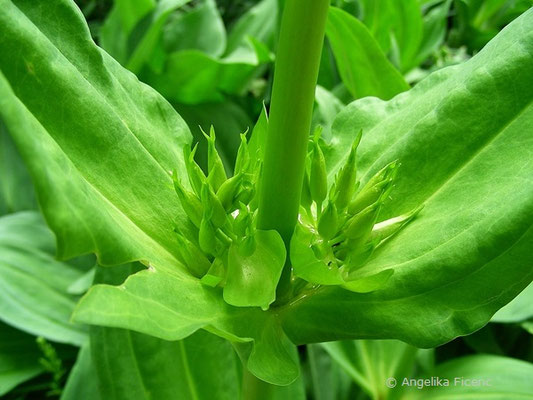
[235,176,255,205]
[203,126,227,192]
[334,131,361,210]
[318,201,338,240]
[172,173,203,228]
[371,205,424,243]
[216,173,244,212]
[345,202,381,240]
[344,241,377,273]
[300,169,312,209]
[183,144,206,197]
[234,133,250,175]
[174,230,211,277]
[199,215,218,255]
[310,139,327,207]
[347,161,397,215]
[234,205,252,238]
[201,183,227,228]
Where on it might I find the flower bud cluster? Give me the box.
[295,129,422,289]
[173,128,261,286]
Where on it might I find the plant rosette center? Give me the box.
[174,125,423,310]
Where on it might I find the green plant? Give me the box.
[0,0,532,398]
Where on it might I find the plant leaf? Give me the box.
[326,7,409,100]
[91,327,241,400]
[163,0,226,58]
[125,0,192,73]
[0,0,193,272]
[61,344,101,400]
[224,230,286,310]
[73,267,300,385]
[283,9,533,348]
[403,355,533,399]
[492,282,533,323]
[0,212,87,346]
[0,122,36,215]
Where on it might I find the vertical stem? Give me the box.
[242,368,274,400]
[257,0,330,297]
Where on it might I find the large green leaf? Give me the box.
[91,327,240,400]
[325,7,409,100]
[61,344,101,400]
[492,282,533,323]
[73,267,300,385]
[0,322,44,397]
[163,0,226,58]
[0,122,36,215]
[282,9,533,348]
[99,0,155,64]
[403,355,533,399]
[224,0,278,57]
[125,0,192,73]
[0,0,193,271]
[0,212,87,346]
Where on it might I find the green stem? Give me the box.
[257,0,330,298]
[242,368,274,400]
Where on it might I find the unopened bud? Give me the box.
[371,205,423,243]
[301,169,312,209]
[310,138,327,207]
[201,183,227,228]
[203,127,227,192]
[345,202,381,240]
[318,201,338,240]
[348,161,397,215]
[234,205,252,238]
[334,132,361,210]
[173,173,203,228]
[174,230,211,277]
[183,144,206,196]
[199,215,218,255]
[234,133,250,175]
[216,173,244,212]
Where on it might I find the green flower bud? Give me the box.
[234,205,252,238]
[343,241,377,274]
[371,205,424,243]
[234,133,250,175]
[318,201,338,240]
[334,131,361,210]
[199,215,218,255]
[345,202,381,240]
[172,173,203,228]
[216,173,244,212]
[183,144,206,197]
[201,183,227,228]
[174,230,211,277]
[235,176,255,205]
[347,161,397,215]
[203,127,227,192]
[310,139,327,207]
[300,169,312,209]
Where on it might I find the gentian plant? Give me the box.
[0,0,532,396]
